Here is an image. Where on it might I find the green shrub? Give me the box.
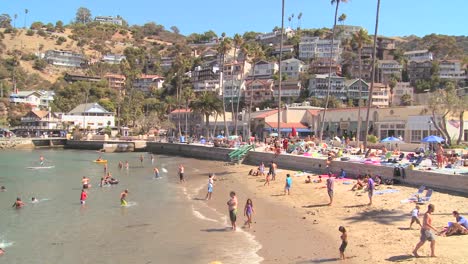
[37,29,47,37]
[33,59,48,71]
[26,29,35,36]
[21,53,37,61]
[56,36,67,45]
[367,134,378,144]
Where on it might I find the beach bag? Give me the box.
[340,157,350,161]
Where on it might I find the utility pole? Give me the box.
[277,0,285,143]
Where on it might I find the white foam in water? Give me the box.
[191,205,218,223]
[161,168,168,173]
[0,240,14,248]
[122,201,137,207]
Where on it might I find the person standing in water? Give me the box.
[244,199,255,228]
[125,161,129,170]
[39,155,45,166]
[178,164,185,183]
[120,189,129,206]
[12,197,25,208]
[413,204,438,258]
[118,161,123,170]
[227,191,238,231]
[139,155,144,167]
[205,173,215,200]
[150,154,155,164]
[80,189,88,205]
[153,167,160,178]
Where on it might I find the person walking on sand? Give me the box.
[244,199,255,228]
[284,174,292,195]
[339,226,348,260]
[264,172,271,186]
[227,191,238,231]
[120,189,129,206]
[125,161,129,170]
[366,175,375,205]
[269,161,277,181]
[436,143,444,169]
[139,154,144,167]
[327,172,335,206]
[410,205,422,229]
[80,189,88,205]
[178,164,185,183]
[205,173,215,200]
[259,162,265,177]
[413,204,438,258]
[150,154,155,164]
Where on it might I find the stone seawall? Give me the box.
[0,138,34,150]
[147,142,232,161]
[147,143,468,194]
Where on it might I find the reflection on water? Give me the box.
[0,149,262,264]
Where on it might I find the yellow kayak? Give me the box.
[93,159,108,164]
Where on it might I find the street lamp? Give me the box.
[427,119,433,136]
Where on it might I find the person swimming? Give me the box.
[39,155,45,166]
[0,186,6,192]
[96,156,103,161]
[154,168,160,178]
[12,197,25,208]
[120,189,128,206]
[31,197,39,203]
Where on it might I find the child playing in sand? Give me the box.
[244,199,255,228]
[339,226,348,260]
[410,205,422,229]
[264,172,271,186]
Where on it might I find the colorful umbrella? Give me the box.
[421,135,444,143]
[291,127,297,137]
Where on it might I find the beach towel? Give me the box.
[374,189,400,195]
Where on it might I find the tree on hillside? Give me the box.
[170,26,180,35]
[24,9,29,28]
[400,94,412,106]
[13,14,17,28]
[55,20,65,32]
[75,7,92,24]
[338,13,347,25]
[0,14,12,28]
[319,0,348,142]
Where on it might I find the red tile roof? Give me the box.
[253,110,278,119]
[265,122,308,129]
[307,109,320,116]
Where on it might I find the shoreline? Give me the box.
[182,158,468,264]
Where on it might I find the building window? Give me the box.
[411,130,421,143]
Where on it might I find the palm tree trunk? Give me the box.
[356,47,363,144]
[212,113,218,136]
[231,47,237,135]
[185,100,189,137]
[177,79,182,137]
[221,53,229,138]
[319,1,340,142]
[205,113,210,139]
[457,110,465,145]
[247,64,256,139]
[363,0,381,150]
[234,60,246,137]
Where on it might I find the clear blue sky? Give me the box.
[2,0,467,37]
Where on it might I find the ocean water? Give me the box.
[0,149,262,264]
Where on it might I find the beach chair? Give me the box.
[417,189,433,204]
[413,185,425,196]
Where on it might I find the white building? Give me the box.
[223,79,245,102]
[60,103,115,130]
[44,50,87,68]
[94,16,123,26]
[133,75,165,93]
[308,73,346,99]
[299,36,341,62]
[392,82,414,106]
[404,49,433,62]
[20,110,60,130]
[335,25,363,39]
[438,60,467,80]
[281,58,306,80]
[9,90,55,109]
[101,54,126,64]
[250,60,278,79]
[273,80,302,100]
[371,83,390,107]
[376,60,403,84]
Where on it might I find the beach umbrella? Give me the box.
[380,136,401,142]
[270,132,278,137]
[291,127,297,137]
[421,135,444,143]
[216,135,224,139]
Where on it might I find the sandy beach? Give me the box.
[193,161,468,264]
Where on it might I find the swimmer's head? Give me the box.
[16,197,21,201]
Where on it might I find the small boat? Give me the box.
[93,159,108,164]
[27,166,55,169]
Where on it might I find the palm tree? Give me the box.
[182,87,195,137]
[217,38,233,137]
[13,14,17,28]
[351,28,371,144]
[338,13,347,25]
[297,12,303,30]
[363,0,381,150]
[190,92,223,138]
[24,9,28,29]
[319,0,348,142]
[232,34,244,135]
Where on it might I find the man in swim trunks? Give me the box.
[39,155,44,166]
[178,164,185,183]
[140,154,144,167]
[227,191,238,231]
[413,204,438,257]
[80,189,87,205]
[82,176,90,189]
[154,167,160,178]
[12,197,25,208]
[120,189,129,206]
